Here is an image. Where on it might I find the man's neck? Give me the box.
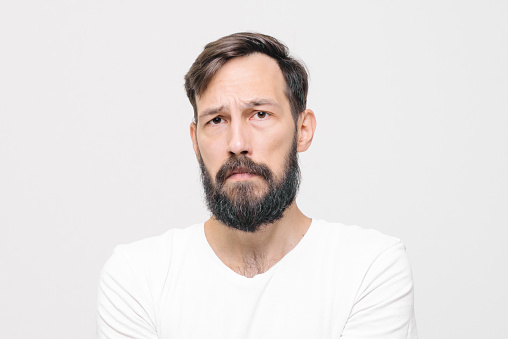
[204,202,312,278]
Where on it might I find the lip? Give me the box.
[226,168,256,181]
[228,172,256,181]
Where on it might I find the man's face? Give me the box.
[191,53,300,232]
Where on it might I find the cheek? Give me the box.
[263,129,295,173]
[197,138,224,174]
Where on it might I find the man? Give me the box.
[97,32,417,338]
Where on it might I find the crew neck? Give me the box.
[198,219,316,281]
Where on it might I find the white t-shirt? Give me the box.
[97,220,417,338]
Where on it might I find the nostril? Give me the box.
[241,150,248,155]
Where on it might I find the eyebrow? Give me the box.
[200,105,225,118]
[242,98,279,110]
[198,98,280,118]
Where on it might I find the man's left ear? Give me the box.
[296,109,317,153]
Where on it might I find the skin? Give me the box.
[190,53,317,278]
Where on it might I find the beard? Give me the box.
[199,138,300,233]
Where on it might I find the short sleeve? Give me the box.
[340,242,418,339]
[96,247,158,339]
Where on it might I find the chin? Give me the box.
[223,181,268,202]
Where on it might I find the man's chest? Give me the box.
[153,264,355,338]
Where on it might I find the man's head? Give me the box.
[185,32,308,123]
[185,32,316,232]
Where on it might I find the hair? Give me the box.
[184,32,309,123]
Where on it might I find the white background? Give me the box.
[1,1,507,338]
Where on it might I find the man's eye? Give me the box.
[210,117,223,124]
[255,111,268,119]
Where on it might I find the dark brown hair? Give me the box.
[184,32,308,122]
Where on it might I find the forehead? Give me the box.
[196,53,289,115]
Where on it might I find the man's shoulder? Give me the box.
[313,219,400,243]
[105,223,203,271]
[117,223,202,251]
[310,219,404,259]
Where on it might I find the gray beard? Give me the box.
[199,139,300,233]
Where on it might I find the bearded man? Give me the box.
[97,32,417,338]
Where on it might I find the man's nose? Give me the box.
[227,119,251,156]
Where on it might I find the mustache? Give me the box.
[215,156,273,187]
